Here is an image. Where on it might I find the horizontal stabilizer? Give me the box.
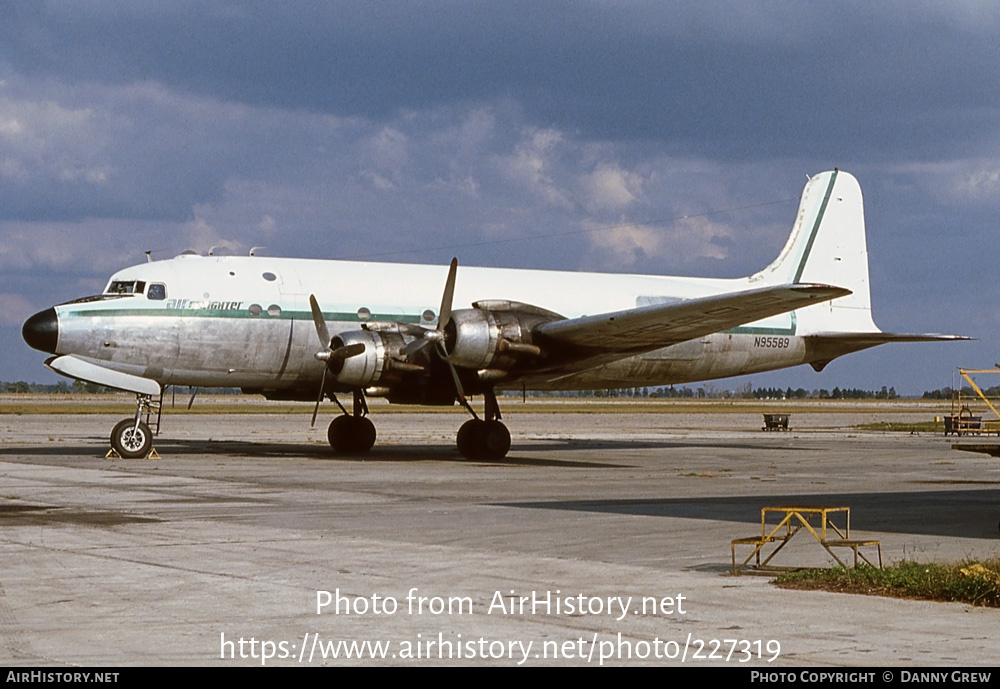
[803,332,972,372]
[536,283,850,353]
[806,332,973,345]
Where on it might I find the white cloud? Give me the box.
[0,220,151,273]
[583,163,643,212]
[0,293,35,326]
[891,159,1000,206]
[258,215,276,233]
[494,126,573,208]
[585,216,737,270]
[360,126,410,188]
[0,96,113,185]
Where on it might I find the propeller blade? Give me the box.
[309,294,332,350]
[438,258,458,332]
[400,329,443,360]
[437,342,467,403]
[311,366,327,427]
[329,342,366,361]
[400,337,433,359]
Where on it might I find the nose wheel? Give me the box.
[110,418,153,459]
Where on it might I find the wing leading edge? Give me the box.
[534,283,851,354]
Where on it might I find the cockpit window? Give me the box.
[106,280,146,295]
[147,283,166,300]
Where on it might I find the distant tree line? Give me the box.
[3,380,992,401]
[2,380,99,394]
[921,386,1000,400]
[509,384,903,400]
[752,386,898,400]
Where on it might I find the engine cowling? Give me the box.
[327,330,407,388]
[444,301,559,371]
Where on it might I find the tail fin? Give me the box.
[751,169,879,335]
[752,169,969,369]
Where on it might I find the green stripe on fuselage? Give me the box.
[64,307,424,324]
[726,312,797,336]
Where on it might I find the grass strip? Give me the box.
[774,560,1000,607]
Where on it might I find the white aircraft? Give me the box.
[22,169,963,459]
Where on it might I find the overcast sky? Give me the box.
[2,2,997,394]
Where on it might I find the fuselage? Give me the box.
[26,253,813,396]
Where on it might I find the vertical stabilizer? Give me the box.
[751,170,880,335]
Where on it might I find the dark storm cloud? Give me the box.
[3,2,997,161]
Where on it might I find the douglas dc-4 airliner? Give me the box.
[22,170,964,459]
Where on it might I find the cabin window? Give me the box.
[357,307,371,321]
[267,304,282,317]
[422,309,435,322]
[248,303,263,316]
[147,283,167,300]
[262,272,277,282]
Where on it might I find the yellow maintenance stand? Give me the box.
[946,368,1000,436]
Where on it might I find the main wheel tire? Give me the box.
[110,418,153,459]
[350,416,377,453]
[328,416,377,454]
[481,420,511,460]
[456,419,510,460]
[457,419,485,459]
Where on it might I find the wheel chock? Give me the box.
[104,447,160,459]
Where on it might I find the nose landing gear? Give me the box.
[109,393,161,459]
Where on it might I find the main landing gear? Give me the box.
[323,387,511,460]
[455,388,511,461]
[326,390,377,454]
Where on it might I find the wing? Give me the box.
[534,283,850,355]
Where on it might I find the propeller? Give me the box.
[308,259,470,423]
[398,258,469,405]
[399,258,456,359]
[308,294,365,426]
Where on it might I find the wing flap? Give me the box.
[535,283,851,352]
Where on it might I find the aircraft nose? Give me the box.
[22,308,59,354]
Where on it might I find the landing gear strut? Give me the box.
[456,388,510,460]
[327,390,376,454]
[110,393,161,459]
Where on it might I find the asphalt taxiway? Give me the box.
[1,406,998,666]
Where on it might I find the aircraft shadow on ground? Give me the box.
[2,439,629,468]
[521,438,810,453]
[498,490,1000,540]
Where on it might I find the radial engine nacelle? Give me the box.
[327,329,408,388]
[443,300,558,370]
[327,301,559,388]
